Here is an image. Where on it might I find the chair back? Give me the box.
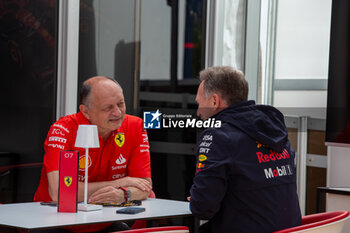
[273,210,350,233]
[117,226,189,233]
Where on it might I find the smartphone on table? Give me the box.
[40,201,58,207]
[116,207,146,214]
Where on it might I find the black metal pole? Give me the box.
[170,0,179,92]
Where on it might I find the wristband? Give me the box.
[119,187,131,202]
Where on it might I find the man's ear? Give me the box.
[211,94,220,109]
[79,104,90,120]
[211,93,228,109]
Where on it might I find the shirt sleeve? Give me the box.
[43,122,73,173]
[190,128,231,220]
[127,118,151,178]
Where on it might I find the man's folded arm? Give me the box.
[47,171,152,202]
[47,171,118,202]
[87,177,152,203]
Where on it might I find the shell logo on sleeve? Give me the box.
[79,155,92,170]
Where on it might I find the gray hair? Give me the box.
[199,66,248,106]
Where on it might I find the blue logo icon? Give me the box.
[143,110,162,129]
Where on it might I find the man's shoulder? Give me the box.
[200,122,241,140]
[121,114,144,128]
[51,112,86,132]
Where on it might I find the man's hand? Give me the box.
[113,176,152,192]
[88,186,124,203]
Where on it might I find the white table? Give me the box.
[0,198,192,231]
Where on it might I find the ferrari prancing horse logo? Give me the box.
[64,176,72,187]
[115,133,125,147]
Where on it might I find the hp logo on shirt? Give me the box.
[143,110,162,129]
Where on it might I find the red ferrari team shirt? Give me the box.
[34,112,151,202]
